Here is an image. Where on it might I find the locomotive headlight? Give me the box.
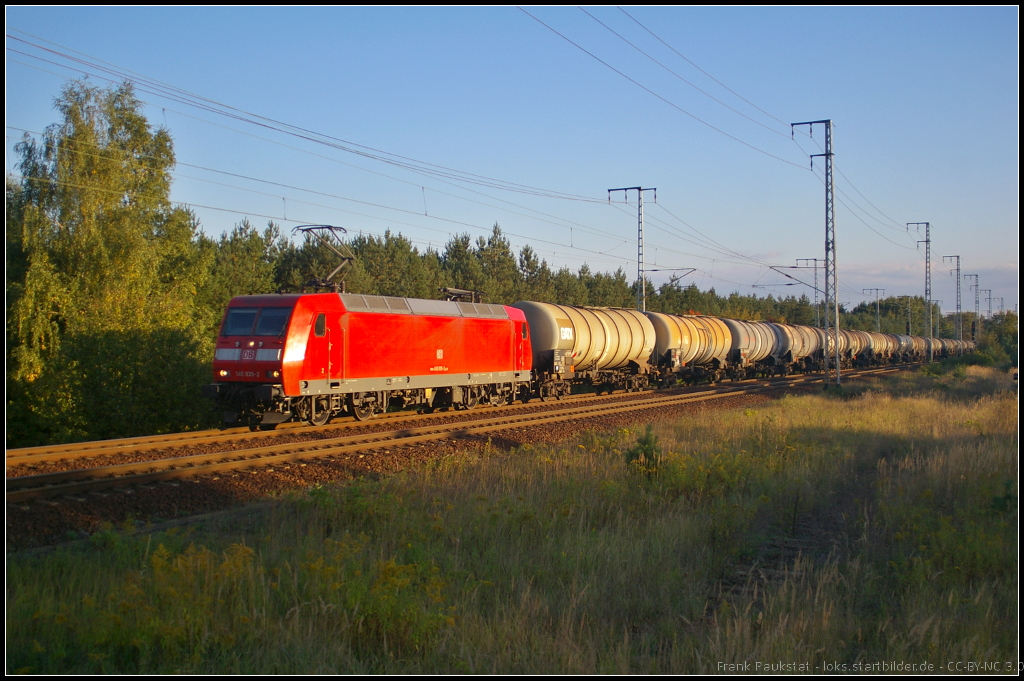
[218,370,230,377]
[266,370,281,378]
[248,341,255,347]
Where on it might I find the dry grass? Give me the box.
[7,367,1017,673]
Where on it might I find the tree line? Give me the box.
[6,82,1015,447]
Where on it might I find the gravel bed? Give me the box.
[6,387,803,551]
[4,387,701,479]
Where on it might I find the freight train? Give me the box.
[202,292,974,427]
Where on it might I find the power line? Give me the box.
[9,123,631,250]
[517,8,809,170]
[10,170,636,268]
[578,7,789,138]
[598,13,915,246]
[791,131,907,233]
[7,30,604,203]
[617,6,791,130]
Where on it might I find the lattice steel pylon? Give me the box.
[792,119,839,386]
[910,222,932,362]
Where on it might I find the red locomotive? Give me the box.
[203,292,533,427]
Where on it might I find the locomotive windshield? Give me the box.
[254,307,292,336]
[221,307,293,337]
[223,308,258,336]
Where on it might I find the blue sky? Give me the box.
[5,7,1018,314]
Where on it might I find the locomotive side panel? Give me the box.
[343,311,518,382]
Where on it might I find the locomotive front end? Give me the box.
[203,294,300,427]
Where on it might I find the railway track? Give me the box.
[6,366,904,505]
[4,388,647,468]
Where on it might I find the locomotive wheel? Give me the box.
[351,403,375,421]
[308,396,331,426]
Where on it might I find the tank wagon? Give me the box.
[511,302,656,399]
[204,292,975,427]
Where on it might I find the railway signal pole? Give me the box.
[964,274,980,340]
[797,258,823,327]
[930,301,943,338]
[899,295,913,335]
[943,255,962,350]
[608,187,656,312]
[863,289,885,332]
[792,119,839,386]
[909,222,932,362]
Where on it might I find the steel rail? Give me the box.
[6,367,902,504]
[5,379,765,466]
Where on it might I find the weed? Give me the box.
[624,424,661,475]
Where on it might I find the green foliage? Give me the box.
[6,81,213,446]
[976,312,1017,367]
[196,220,286,339]
[624,424,661,474]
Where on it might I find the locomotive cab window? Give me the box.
[222,308,258,336]
[314,313,326,337]
[254,307,292,336]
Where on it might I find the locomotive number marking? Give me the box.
[560,327,573,341]
[234,370,261,378]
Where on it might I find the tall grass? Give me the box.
[7,366,1017,673]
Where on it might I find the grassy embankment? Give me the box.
[7,366,1018,673]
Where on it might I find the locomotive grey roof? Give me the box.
[339,293,509,319]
